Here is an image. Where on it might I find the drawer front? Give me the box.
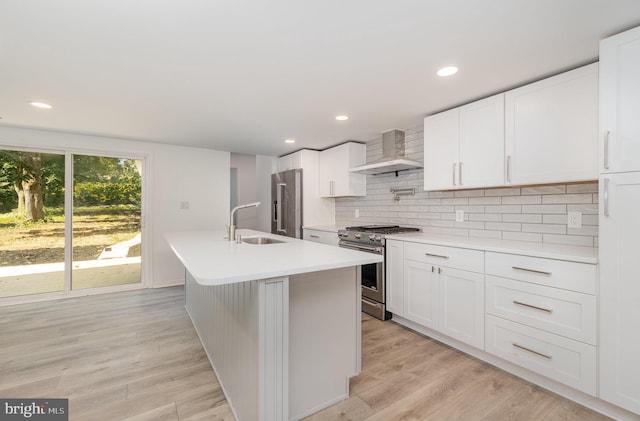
[485,252,596,294]
[485,315,596,395]
[404,242,484,273]
[303,229,339,246]
[486,276,596,345]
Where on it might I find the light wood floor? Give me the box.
[0,287,610,421]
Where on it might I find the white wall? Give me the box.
[255,155,274,232]
[0,126,230,287]
[230,153,258,229]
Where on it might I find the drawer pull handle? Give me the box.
[512,342,552,360]
[309,235,320,238]
[512,266,552,276]
[513,300,553,313]
[425,253,450,259]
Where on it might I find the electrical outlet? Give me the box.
[568,211,582,228]
[354,209,360,218]
[180,201,190,210]
[455,210,464,222]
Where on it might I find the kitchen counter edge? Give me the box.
[385,232,598,264]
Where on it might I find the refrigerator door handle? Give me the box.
[277,183,287,233]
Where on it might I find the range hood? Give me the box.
[349,129,423,175]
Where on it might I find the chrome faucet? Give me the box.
[228,202,261,241]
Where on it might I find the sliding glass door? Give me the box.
[0,149,66,298]
[71,155,142,290]
[0,148,144,299]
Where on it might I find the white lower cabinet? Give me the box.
[485,315,596,395]
[404,259,438,329]
[385,239,601,401]
[401,242,485,349]
[484,251,598,397]
[485,276,596,344]
[438,267,484,349]
[302,228,339,246]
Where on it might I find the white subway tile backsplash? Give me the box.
[522,223,566,234]
[442,197,469,205]
[503,231,544,242]
[567,204,599,214]
[502,195,542,205]
[469,213,502,222]
[543,234,594,247]
[521,185,567,195]
[469,196,502,205]
[335,123,598,248]
[502,213,543,223]
[567,182,598,193]
[521,204,567,214]
[455,221,485,229]
[469,229,503,239]
[454,189,486,198]
[568,226,599,236]
[542,194,593,204]
[542,214,567,224]
[485,222,522,232]
[583,214,599,225]
[484,187,522,196]
[484,205,523,214]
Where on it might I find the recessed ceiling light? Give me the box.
[437,66,458,77]
[285,139,296,144]
[335,115,349,121]
[29,101,53,109]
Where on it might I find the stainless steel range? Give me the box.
[338,225,420,320]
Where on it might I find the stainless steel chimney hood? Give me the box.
[349,129,423,175]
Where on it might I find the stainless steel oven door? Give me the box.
[338,241,384,304]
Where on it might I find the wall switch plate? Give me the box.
[354,209,360,218]
[568,211,582,228]
[455,210,464,222]
[180,201,190,210]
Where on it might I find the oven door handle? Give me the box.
[339,242,383,254]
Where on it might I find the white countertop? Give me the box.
[165,229,382,286]
[386,232,598,264]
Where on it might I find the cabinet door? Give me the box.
[424,108,459,190]
[318,147,337,196]
[385,240,404,316]
[600,26,640,173]
[319,143,366,197]
[438,267,484,349]
[459,94,505,189]
[599,172,640,413]
[505,64,598,185]
[403,260,438,329]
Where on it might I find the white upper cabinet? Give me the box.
[600,26,640,173]
[275,150,304,173]
[319,142,366,197]
[424,94,504,191]
[505,63,599,185]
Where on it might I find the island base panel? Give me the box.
[289,266,361,420]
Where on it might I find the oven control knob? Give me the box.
[375,235,382,242]
[354,233,361,239]
[368,235,375,241]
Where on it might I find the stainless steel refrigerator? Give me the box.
[271,169,303,238]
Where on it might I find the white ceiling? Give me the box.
[1,1,640,157]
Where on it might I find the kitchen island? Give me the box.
[165,229,382,421]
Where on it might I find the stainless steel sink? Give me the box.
[241,236,285,245]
